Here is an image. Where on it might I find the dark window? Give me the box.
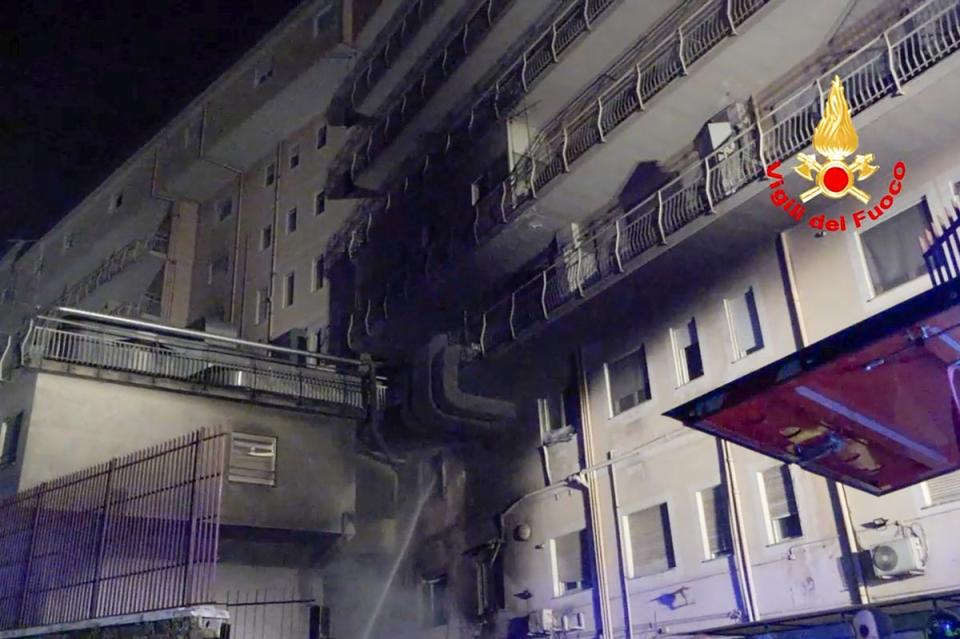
[727,287,763,358]
[861,199,932,295]
[674,318,704,384]
[607,347,651,416]
[217,198,233,221]
[313,257,325,291]
[261,225,273,250]
[265,162,277,187]
[698,485,733,558]
[762,465,803,543]
[287,207,298,234]
[316,125,328,149]
[289,144,300,169]
[315,191,326,215]
[284,272,295,307]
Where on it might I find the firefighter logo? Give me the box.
[794,75,878,204]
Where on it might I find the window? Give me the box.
[760,465,803,543]
[253,59,274,87]
[229,432,276,485]
[725,287,763,359]
[287,207,298,234]
[550,529,591,596]
[312,256,325,291]
[314,5,334,37]
[475,551,505,616]
[255,286,269,325]
[606,346,651,416]
[315,191,326,215]
[260,225,273,251]
[697,485,733,559]
[207,256,228,285]
[622,503,676,578]
[924,470,960,506]
[316,125,328,149]
[672,318,704,385]
[421,575,448,628]
[264,162,277,187]
[109,192,123,213]
[217,198,233,221]
[288,144,300,169]
[538,385,579,439]
[860,199,931,295]
[283,271,295,308]
[0,412,23,465]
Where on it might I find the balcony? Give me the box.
[449,0,960,357]
[22,310,387,417]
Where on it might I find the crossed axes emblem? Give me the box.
[794,152,879,205]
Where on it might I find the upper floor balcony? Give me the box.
[332,0,617,198]
[21,309,387,418]
[452,0,960,358]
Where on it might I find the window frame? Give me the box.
[283,271,296,308]
[549,529,591,597]
[671,317,704,386]
[286,207,298,235]
[312,256,325,292]
[288,143,301,170]
[264,162,277,187]
[620,501,677,579]
[260,225,273,251]
[316,125,328,149]
[604,345,652,418]
[856,197,933,299]
[254,286,269,325]
[724,286,764,360]
[315,191,326,215]
[758,465,803,545]
[217,198,233,222]
[695,483,733,560]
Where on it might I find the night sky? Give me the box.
[0,0,302,254]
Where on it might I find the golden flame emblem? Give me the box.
[794,76,878,204]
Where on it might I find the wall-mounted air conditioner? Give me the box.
[869,536,925,579]
[528,609,554,636]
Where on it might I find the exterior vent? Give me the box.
[562,612,585,631]
[869,536,925,579]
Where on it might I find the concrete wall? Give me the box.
[18,372,356,534]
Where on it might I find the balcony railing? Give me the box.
[335,0,519,184]
[23,310,386,414]
[343,0,445,112]
[52,224,170,309]
[452,0,960,356]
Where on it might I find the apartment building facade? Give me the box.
[3,0,960,638]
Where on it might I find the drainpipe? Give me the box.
[576,347,616,639]
[607,452,634,639]
[720,439,759,622]
[267,143,283,341]
[830,480,871,605]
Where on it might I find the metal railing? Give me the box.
[344,0,445,112]
[923,207,960,286]
[336,0,519,184]
[0,335,13,383]
[52,222,170,310]
[453,0,960,356]
[22,311,385,414]
[0,429,226,630]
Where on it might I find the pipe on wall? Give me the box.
[608,451,635,639]
[720,439,759,622]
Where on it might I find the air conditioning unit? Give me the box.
[869,536,925,579]
[562,612,585,631]
[528,609,555,636]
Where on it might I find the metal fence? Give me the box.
[225,589,324,639]
[21,311,386,414]
[0,429,227,630]
[454,0,960,356]
[923,209,960,285]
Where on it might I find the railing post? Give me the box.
[479,311,488,357]
[529,157,538,198]
[508,293,517,340]
[596,97,606,142]
[540,270,549,320]
[884,30,904,95]
[583,0,591,30]
[550,22,559,62]
[614,219,624,272]
[635,64,645,110]
[521,53,529,92]
[576,247,585,297]
[726,0,737,34]
[678,29,688,75]
[656,189,668,244]
[493,81,502,120]
[473,205,481,244]
[816,78,825,115]
[364,298,373,336]
[17,484,45,626]
[89,459,116,618]
[500,182,509,223]
[346,313,356,353]
[562,127,570,172]
[751,96,767,170]
[182,431,202,606]
[704,157,715,214]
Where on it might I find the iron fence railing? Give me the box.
[0,429,227,631]
[923,208,960,286]
[451,0,960,357]
[21,312,385,414]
